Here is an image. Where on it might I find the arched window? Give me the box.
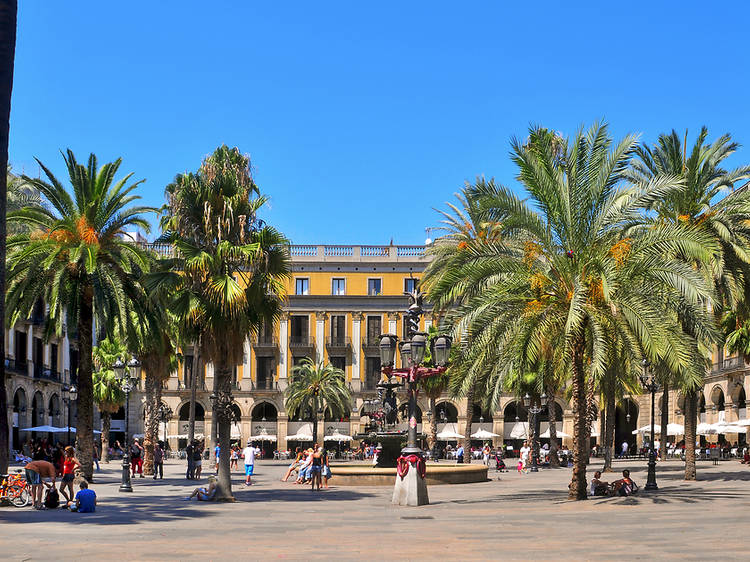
[252,402,278,421]
[179,402,205,421]
[398,402,422,423]
[503,401,528,422]
[435,402,458,423]
[471,403,493,423]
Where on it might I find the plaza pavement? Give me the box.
[1,456,749,561]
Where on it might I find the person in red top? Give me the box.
[59,446,80,508]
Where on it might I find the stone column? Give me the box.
[8,325,13,358]
[279,312,289,389]
[388,312,399,336]
[351,312,363,392]
[315,311,327,363]
[243,338,251,390]
[62,313,70,384]
[278,414,288,452]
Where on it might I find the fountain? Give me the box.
[355,380,407,468]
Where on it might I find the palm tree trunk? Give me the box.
[76,286,95,482]
[142,369,160,476]
[0,0,18,477]
[188,347,198,444]
[427,396,437,453]
[462,384,475,464]
[684,388,697,480]
[214,362,234,501]
[210,364,218,464]
[584,376,595,464]
[313,394,319,444]
[569,336,588,500]
[659,382,669,461]
[602,385,616,472]
[100,412,111,463]
[547,392,560,468]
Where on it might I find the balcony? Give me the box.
[711,355,747,374]
[289,335,315,353]
[252,335,279,353]
[326,336,351,353]
[252,379,278,392]
[362,336,380,355]
[5,357,27,376]
[34,365,60,382]
[287,244,427,263]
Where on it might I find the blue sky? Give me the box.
[9,2,750,244]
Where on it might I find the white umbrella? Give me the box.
[52,426,102,434]
[324,431,353,442]
[666,423,685,436]
[730,419,750,427]
[286,432,313,441]
[470,428,500,439]
[632,424,661,435]
[166,433,204,439]
[540,428,571,438]
[714,423,746,434]
[249,428,277,442]
[436,428,465,440]
[509,421,530,439]
[696,422,716,436]
[19,425,59,432]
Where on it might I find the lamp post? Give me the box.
[380,286,451,506]
[113,356,141,493]
[523,392,546,473]
[640,359,659,490]
[62,384,77,446]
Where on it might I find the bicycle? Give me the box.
[0,472,32,507]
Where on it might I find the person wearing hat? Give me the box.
[241,440,260,486]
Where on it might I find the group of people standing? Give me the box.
[22,447,96,512]
[282,445,331,490]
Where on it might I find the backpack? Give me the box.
[45,488,60,509]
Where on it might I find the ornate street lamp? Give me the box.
[113,356,140,493]
[379,286,451,506]
[158,403,173,447]
[522,392,546,473]
[640,359,659,490]
[62,384,77,446]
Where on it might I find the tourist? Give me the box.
[24,459,57,510]
[612,469,638,496]
[520,441,531,470]
[282,447,303,482]
[456,443,465,464]
[482,445,491,466]
[242,440,260,486]
[153,441,165,479]
[589,470,609,496]
[59,446,80,508]
[214,443,220,473]
[296,449,313,484]
[185,440,195,479]
[740,450,750,464]
[230,445,239,471]
[620,440,629,458]
[193,441,204,479]
[185,476,217,501]
[310,445,323,491]
[321,447,332,489]
[71,480,96,513]
[93,443,101,472]
[131,438,144,478]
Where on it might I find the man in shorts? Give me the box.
[242,440,259,486]
[24,459,57,510]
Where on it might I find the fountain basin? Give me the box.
[330,463,488,486]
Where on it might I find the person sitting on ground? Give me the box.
[740,450,750,464]
[611,469,638,496]
[589,470,609,496]
[70,480,96,512]
[185,476,217,501]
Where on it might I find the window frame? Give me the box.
[295,277,310,296]
[367,277,383,296]
[331,277,346,296]
[404,277,418,294]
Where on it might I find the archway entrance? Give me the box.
[12,388,27,450]
[614,399,638,456]
[251,402,277,457]
[177,402,205,449]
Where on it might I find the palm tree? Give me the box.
[625,127,750,480]
[93,338,127,463]
[6,168,41,234]
[419,325,450,455]
[0,0,18,476]
[152,145,290,500]
[5,150,154,480]
[425,124,717,499]
[285,358,352,444]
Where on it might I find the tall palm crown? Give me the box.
[625,127,750,480]
[93,338,127,413]
[6,167,41,235]
[424,123,717,499]
[5,150,153,480]
[285,358,352,443]
[154,145,290,500]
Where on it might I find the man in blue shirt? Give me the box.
[73,480,96,513]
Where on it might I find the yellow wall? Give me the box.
[287,272,419,296]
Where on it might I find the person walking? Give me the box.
[310,445,323,491]
[185,441,195,479]
[59,446,80,508]
[620,441,629,458]
[242,440,260,486]
[456,443,465,464]
[153,441,165,480]
[193,441,204,480]
[230,445,239,472]
[23,460,57,510]
[131,438,144,478]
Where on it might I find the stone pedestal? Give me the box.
[392,465,429,506]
